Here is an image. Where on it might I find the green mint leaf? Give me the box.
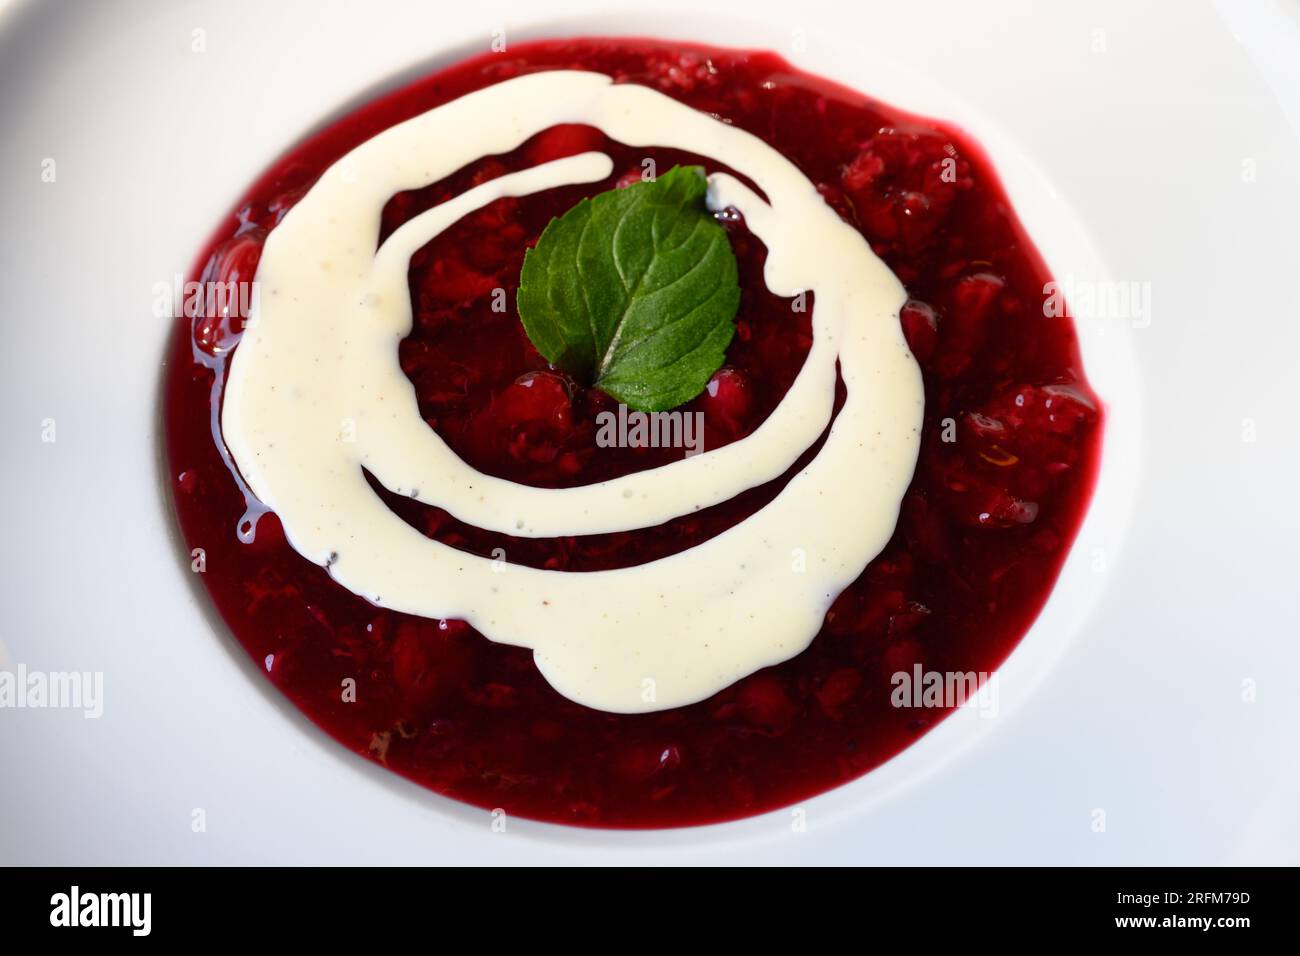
[517,165,740,412]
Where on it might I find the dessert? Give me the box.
[165,38,1102,827]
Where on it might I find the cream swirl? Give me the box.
[222,71,923,713]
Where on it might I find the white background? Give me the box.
[1,0,1297,864]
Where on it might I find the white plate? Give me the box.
[1,0,1297,864]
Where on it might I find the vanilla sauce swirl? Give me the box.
[222,71,923,713]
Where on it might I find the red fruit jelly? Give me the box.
[164,38,1102,828]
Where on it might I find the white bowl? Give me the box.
[1,0,1296,863]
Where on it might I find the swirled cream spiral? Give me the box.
[222,71,923,713]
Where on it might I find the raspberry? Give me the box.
[494,371,572,427]
[899,298,940,362]
[942,272,1003,360]
[193,232,264,355]
[841,128,972,256]
[697,366,752,435]
[526,124,605,164]
[391,618,476,716]
[736,674,797,731]
[816,668,863,717]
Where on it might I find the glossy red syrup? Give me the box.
[164,38,1103,828]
